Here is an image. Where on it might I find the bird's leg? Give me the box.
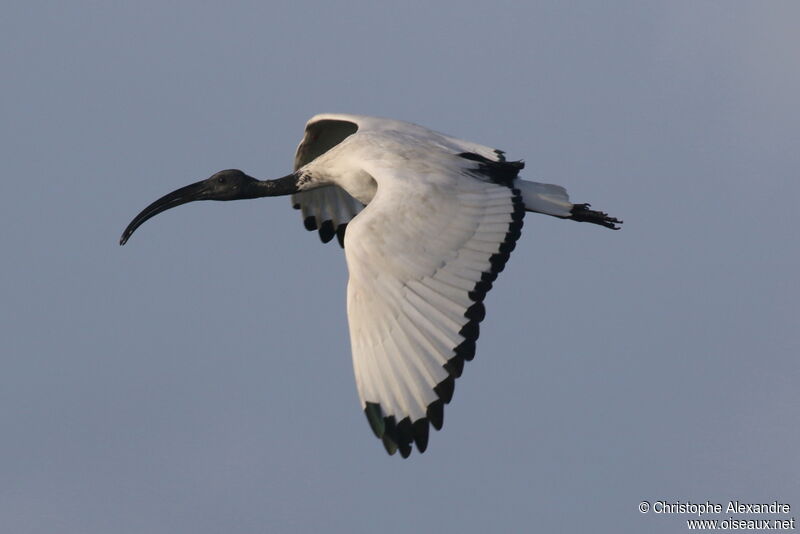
[569,203,622,230]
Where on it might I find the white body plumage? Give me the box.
[287,114,620,457]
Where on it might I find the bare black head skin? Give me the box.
[120,169,300,245]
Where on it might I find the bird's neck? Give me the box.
[248,174,301,198]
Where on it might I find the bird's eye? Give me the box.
[217,176,225,184]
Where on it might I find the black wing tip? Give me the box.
[303,216,318,231]
[382,434,398,455]
[433,376,455,404]
[301,215,349,246]
[412,419,430,453]
[569,203,623,230]
[443,356,464,379]
[464,302,486,322]
[397,417,414,454]
[318,220,335,242]
[427,401,444,431]
[365,404,433,458]
[364,402,385,438]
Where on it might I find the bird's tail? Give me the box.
[515,179,573,218]
[517,179,622,229]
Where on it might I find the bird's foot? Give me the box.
[570,203,622,230]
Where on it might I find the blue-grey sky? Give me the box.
[2,2,798,533]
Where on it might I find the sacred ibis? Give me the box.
[120,113,621,458]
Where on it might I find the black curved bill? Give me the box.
[119,180,210,245]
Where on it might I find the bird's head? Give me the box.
[119,169,273,245]
[194,169,263,200]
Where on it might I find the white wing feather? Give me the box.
[343,157,524,456]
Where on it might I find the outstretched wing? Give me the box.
[344,159,524,457]
[291,117,364,246]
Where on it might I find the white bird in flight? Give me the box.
[120,113,621,458]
